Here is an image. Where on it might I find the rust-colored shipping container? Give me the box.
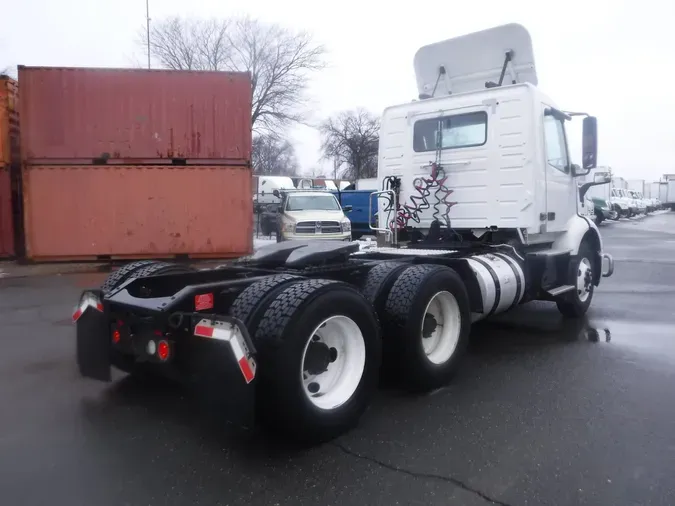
[0,76,20,165]
[0,164,14,256]
[18,66,252,164]
[22,165,253,260]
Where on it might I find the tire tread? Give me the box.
[101,260,159,293]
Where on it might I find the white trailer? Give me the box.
[355,178,379,190]
[612,177,628,189]
[253,176,296,212]
[659,182,669,204]
[667,181,675,209]
[626,179,645,194]
[74,23,615,444]
[586,167,613,202]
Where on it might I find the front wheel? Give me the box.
[556,243,595,317]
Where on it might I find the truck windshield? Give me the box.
[286,195,341,211]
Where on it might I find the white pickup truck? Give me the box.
[274,190,353,242]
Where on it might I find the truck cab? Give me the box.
[377,24,607,255]
[332,189,377,239]
[610,188,633,217]
[628,189,647,215]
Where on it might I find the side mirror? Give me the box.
[272,189,280,198]
[582,116,598,170]
[343,205,353,213]
[277,205,283,213]
[571,163,590,177]
[593,171,611,184]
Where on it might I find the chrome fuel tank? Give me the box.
[465,251,525,322]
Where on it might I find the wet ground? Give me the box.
[2,213,675,506]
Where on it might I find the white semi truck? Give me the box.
[73,24,614,443]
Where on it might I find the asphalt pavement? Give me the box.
[2,213,675,506]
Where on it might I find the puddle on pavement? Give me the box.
[586,320,675,354]
[470,303,675,362]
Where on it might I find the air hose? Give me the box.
[381,163,457,230]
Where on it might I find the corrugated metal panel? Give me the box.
[0,164,14,257]
[22,165,253,260]
[18,66,252,163]
[0,77,20,165]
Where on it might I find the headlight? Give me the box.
[281,222,295,233]
[341,219,351,232]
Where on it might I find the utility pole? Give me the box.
[146,0,151,69]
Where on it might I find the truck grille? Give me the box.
[295,221,342,234]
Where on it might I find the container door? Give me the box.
[541,105,576,233]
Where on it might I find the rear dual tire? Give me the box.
[377,264,471,391]
[231,277,381,443]
[228,263,472,441]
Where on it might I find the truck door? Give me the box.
[542,108,576,233]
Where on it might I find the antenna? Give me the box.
[146,0,151,69]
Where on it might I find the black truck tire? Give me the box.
[361,261,411,315]
[229,274,303,334]
[100,260,158,294]
[130,261,194,280]
[253,279,381,443]
[556,242,595,317]
[382,264,471,391]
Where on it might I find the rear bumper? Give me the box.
[75,294,258,423]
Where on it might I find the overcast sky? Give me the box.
[3,0,674,182]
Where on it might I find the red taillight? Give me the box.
[112,330,121,343]
[195,293,214,311]
[157,340,170,361]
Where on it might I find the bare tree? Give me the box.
[143,18,231,71]
[141,16,326,133]
[320,109,380,180]
[252,134,299,176]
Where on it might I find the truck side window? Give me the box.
[413,111,487,152]
[543,116,569,173]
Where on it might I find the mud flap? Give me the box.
[75,290,111,382]
[186,315,257,427]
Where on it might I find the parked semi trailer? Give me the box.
[73,24,615,443]
[667,180,675,210]
[659,182,670,208]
